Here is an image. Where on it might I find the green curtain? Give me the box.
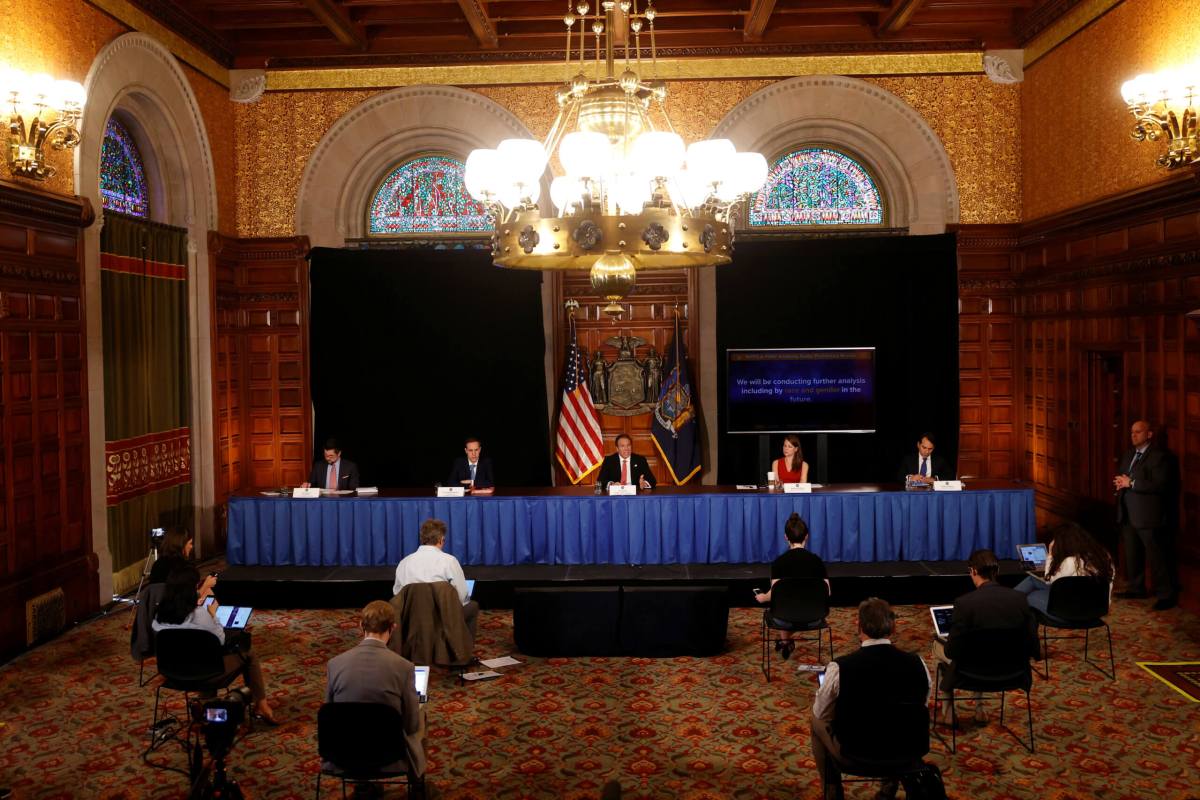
[100,212,193,594]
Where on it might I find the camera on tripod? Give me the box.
[150,526,166,546]
[188,693,249,800]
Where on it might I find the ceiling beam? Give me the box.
[298,0,368,49]
[744,0,777,42]
[456,0,499,49]
[878,0,926,34]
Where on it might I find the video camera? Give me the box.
[188,693,248,799]
[150,526,166,545]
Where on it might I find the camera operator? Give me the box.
[153,564,279,725]
[149,527,194,584]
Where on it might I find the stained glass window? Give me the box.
[368,155,491,235]
[100,117,149,218]
[749,148,884,227]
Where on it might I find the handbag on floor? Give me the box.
[900,762,948,800]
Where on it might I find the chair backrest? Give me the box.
[130,582,166,662]
[318,702,408,774]
[154,628,227,684]
[951,627,1033,690]
[1046,576,1109,621]
[769,577,829,624]
[839,700,930,768]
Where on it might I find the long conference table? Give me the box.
[226,481,1035,568]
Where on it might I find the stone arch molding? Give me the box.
[296,86,543,247]
[75,32,220,600]
[712,76,958,234]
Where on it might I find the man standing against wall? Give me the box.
[1114,419,1179,610]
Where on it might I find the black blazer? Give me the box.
[895,452,950,483]
[597,453,657,489]
[447,456,494,489]
[945,581,1039,664]
[1116,446,1177,529]
[308,458,360,490]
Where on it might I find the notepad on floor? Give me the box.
[479,656,522,669]
[462,670,502,681]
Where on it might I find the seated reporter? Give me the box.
[1014,522,1114,616]
[148,527,194,585]
[152,564,278,724]
[754,513,830,660]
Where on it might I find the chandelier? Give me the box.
[1120,66,1199,169]
[0,67,85,181]
[464,0,767,316]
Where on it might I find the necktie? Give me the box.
[920,457,928,477]
[327,464,337,489]
[621,458,629,485]
[469,462,477,481]
[1130,451,1143,472]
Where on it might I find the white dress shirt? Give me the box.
[152,605,226,645]
[393,544,470,605]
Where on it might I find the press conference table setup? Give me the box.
[226,481,1034,568]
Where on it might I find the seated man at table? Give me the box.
[446,436,494,494]
[393,519,479,639]
[326,600,426,790]
[302,437,360,490]
[597,433,656,490]
[896,432,949,484]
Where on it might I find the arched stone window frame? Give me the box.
[748,144,889,230]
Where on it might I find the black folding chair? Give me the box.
[1034,576,1115,680]
[315,702,425,799]
[129,582,165,687]
[826,699,933,800]
[933,627,1036,754]
[760,577,833,682]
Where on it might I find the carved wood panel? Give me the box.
[0,180,97,659]
[552,269,698,486]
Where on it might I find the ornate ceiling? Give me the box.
[126,0,1077,69]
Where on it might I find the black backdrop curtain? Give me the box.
[309,248,550,488]
[716,234,959,485]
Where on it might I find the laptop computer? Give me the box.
[414,665,430,704]
[929,605,953,641]
[1016,543,1048,579]
[215,605,252,629]
[465,579,476,598]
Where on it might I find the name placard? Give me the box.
[608,484,637,496]
[933,480,964,492]
[782,482,812,494]
[437,486,466,498]
[292,487,320,499]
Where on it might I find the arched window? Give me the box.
[99,117,149,218]
[749,148,884,227]
[368,154,491,235]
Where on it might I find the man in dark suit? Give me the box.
[812,598,930,800]
[896,432,950,484]
[933,549,1039,720]
[1113,419,1179,610]
[596,433,656,490]
[446,437,494,494]
[304,437,359,490]
[326,600,426,785]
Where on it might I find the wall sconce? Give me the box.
[1120,66,1199,169]
[0,67,85,181]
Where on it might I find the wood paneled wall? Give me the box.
[209,235,310,540]
[552,268,697,487]
[1013,173,1200,611]
[0,180,97,659]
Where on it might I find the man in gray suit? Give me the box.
[1113,419,1179,610]
[326,600,426,789]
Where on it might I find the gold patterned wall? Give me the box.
[236,75,1020,237]
[0,0,128,194]
[182,63,237,236]
[1023,0,1200,221]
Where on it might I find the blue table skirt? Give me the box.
[226,489,1035,567]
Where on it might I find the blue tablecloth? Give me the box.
[226,488,1035,566]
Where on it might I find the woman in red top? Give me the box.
[774,434,809,483]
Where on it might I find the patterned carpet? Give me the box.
[1,597,1198,799]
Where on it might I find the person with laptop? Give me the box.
[811,598,931,800]
[152,564,278,724]
[932,549,1038,722]
[1013,523,1114,615]
[754,513,830,660]
[326,600,426,789]
[393,518,479,639]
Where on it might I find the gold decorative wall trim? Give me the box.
[266,53,983,91]
[1023,0,1124,68]
[85,0,231,87]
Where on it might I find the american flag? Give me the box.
[554,315,604,484]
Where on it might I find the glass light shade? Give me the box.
[550,175,585,213]
[0,68,19,107]
[560,131,611,178]
[1161,68,1199,106]
[25,73,55,107]
[669,170,710,209]
[612,173,652,213]
[464,149,502,200]
[630,131,684,179]
[729,152,768,195]
[1120,75,1146,104]
[686,139,736,187]
[497,138,547,188]
[55,80,85,111]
